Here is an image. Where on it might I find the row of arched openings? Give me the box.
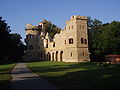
[47,51,63,61]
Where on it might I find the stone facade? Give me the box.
[24,15,90,62]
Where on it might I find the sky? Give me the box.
[0,0,120,42]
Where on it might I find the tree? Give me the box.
[8,33,25,62]
[42,20,61,38]
[91,21,120,61]
[0,17,11,61]
[96,21,120,54]
[0,17,25,64]
[87,17,103,61]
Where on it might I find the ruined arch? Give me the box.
[52,52,54,61]
[56,51,58,61]
[47,52,51,61]
[60,51,63,61]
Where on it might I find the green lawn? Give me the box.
[27,61,120,90]
[0,63,15,90]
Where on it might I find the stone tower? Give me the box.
[63,15,90,62]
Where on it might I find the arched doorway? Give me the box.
[52,52,54,61]
[60,51,63,61]
[56,51,58,61]
[47,52,51,61]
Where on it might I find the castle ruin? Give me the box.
[24,15,90,62]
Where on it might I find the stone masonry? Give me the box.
[24,15,90,62]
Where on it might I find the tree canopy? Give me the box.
[0,17,25,64]
[88,17,120,61]
[41,20,61,38]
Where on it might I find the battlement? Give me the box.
[25,24,38,31]
[70,15,87,20]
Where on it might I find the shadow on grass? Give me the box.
[45,68,120,90]
[27,62,120,90]
[27,62,98,74]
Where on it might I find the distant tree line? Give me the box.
[0,17,25,64]
[88,17,120,61]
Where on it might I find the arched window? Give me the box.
[29,45,33,50]
[69,26,70,30]
[82,25,84,29]
[72,25,73,29]
[53,42,55,47]
[71,53,72,57]
[69,38,73,44]
[65,40,66,45]
[81,38,84,44]
[46,39,48,48]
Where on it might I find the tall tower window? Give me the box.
[81,38,84,44]
[72,25,73,29]
[69,26,70,30]
[65,40,66,45]
[71,53,72,57]
[82,25,84,29]
[69,38,73,44]
[85,39,87,44]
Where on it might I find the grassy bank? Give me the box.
[0,63,15,90]
[27,61,120,90]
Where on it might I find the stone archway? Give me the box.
[52,52,54,61]
[47,52,51,61]
[56,51,58,61]
[60,51,63,61]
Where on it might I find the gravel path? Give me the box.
[10,63,60,90]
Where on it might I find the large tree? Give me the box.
[93,21,120,54]
[0,17,11,60]
[41,20,61,38]
[87,17,103,61]
[90,21,120,61]
[8,33,25,62]
[0,17,25,64]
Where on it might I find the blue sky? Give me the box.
[0,0,120,41]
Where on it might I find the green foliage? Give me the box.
[27,61,120,90]
[42,20,61,38]
[8,33,25,62]
[0,17,25,64]
[89,20,120,61]
[0,17,11,60]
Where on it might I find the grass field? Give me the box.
[0,63,15,90]
[27,61,120,90]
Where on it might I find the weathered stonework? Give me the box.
[24,15,90,62]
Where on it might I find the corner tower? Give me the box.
[64,15,90,62]
[24,24,40,61]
